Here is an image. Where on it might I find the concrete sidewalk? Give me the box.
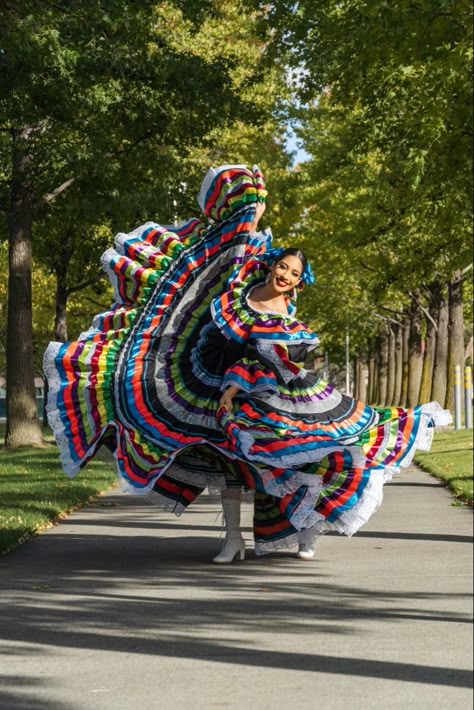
[0,466,472,710]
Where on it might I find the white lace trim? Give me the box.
[255,531,300,555]
[160,464,227,489]
[101,247,124,304]
[113,221,159,253]
[425,401,452,427]
[43,342,83,477]
[254,524,326,556]
[331,470,387,536]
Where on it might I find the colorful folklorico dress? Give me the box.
[44,164,451,555]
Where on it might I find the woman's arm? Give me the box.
[249,201,266,233]
[219,385,240,413]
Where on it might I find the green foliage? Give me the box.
[262,0,473,358]
[0,0,266,216]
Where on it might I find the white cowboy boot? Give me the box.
[297,543,315,560]
[212,498,246,563]
[296,532,315,560]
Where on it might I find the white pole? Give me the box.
[454,364,462,430]
[345,330,350,395]
[464,366,473,429]
[323,352,329,381]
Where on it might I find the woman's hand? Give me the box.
[250,201,266,233]
[219,385,240,413]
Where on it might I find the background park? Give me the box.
[0,4,473,710]
[0,4,472,552]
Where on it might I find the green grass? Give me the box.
[0,432,117,556]
[415,428,473,505]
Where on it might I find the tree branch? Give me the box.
[408,290,438,331]
[66,271,105,296]
[375,313,401,326]
[35,130,155,210]
[380,305,405,318]
[81,296,112,310]
[448,263,473,286]
[40,176,77,206]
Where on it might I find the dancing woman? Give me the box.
[44,164,450,562]
[214,246,318,563]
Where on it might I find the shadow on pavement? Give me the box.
[1,492,472,707]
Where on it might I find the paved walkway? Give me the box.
[0,465,472,710]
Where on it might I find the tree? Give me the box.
[0,0,283,446]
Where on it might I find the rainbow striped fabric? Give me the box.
[44,164,450,554]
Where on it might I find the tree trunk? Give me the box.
[386,326,396,406]
[377,332,389,406]
[42,239,72,428]
[5,127,44,447]
[407,293,423,406]
[445,272,464,411]
[54,237,72,342]
[393,324,403,407]
[431,283,449,404]
[399,320,409,407]
[352,357,358,400]
[465,334,473,367]
[419,292,437,404]
[356,352,367,402]
[367,342,376,404]
[373,341,380,404]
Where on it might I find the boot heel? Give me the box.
[213,497,245,564]
[212,536,246,564]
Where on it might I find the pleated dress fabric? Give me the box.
[44,164,449,554]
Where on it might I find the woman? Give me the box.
[214,247,317,563]
[44,163,450,563]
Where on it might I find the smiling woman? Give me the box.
[218,247,314,416]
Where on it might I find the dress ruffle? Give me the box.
[44,167,271,486]
[197,164,267,222]
[211,259,317,345]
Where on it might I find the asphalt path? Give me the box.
[0,465,472,710]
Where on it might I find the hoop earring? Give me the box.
[265,272,271,284]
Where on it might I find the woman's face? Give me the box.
[270,255,303,293]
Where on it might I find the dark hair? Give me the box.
[275,248,308,273]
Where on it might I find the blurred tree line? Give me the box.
[265,0,472,409]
